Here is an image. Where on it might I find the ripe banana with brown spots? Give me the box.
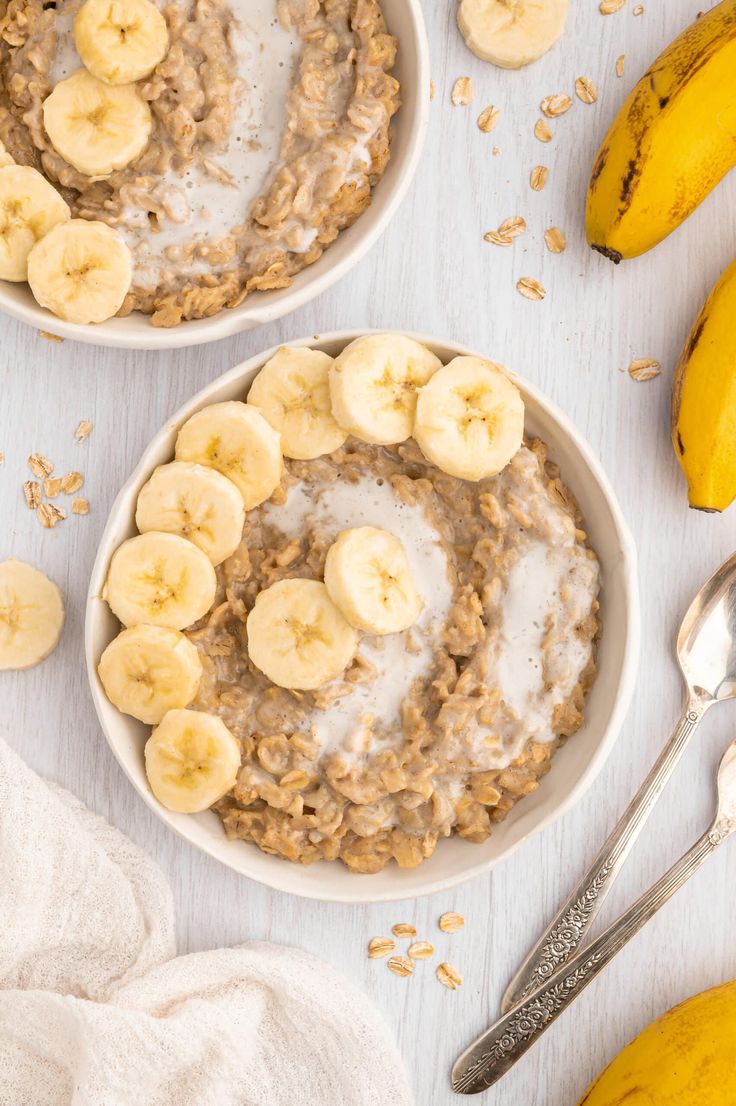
[672,258,736,512]
[586,0,736,262]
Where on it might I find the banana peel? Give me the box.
[578,979,736,1105]
[672,259,736,512]
[586,0,736,261]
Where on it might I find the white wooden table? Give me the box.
[3,2,736,1102]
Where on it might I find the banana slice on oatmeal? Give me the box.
[0,559,64,670]
[144,708,241,813]
[0,165,70,281]
[324,526,423,635]
[103,531,217,630]
[413,356,524,481]
[27,220,132,324]
[135,461,246,566]
[246,578,358,691]
[248,346,348,460]
[74,0,169,85]
[329,334,442,445]
[98,624,203,724]
[43,69,152,177]
[175,401,283,511]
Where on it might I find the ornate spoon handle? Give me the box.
[500,695,710,1013]
[452,818,728,1095]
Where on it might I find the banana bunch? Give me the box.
[586,0,736,260]
[578,979,736,1105]
[671,259,736,512]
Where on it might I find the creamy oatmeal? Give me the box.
[186,437,599,873]
[0,0,400,325]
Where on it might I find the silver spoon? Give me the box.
[500,551,736,1013]
[452,731,736,1094]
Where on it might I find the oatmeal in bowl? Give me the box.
[87,331,639,899]
[0,0,426,341]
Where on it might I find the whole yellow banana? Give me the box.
[578,979,736,1105]
[672,258,736,511]
[586,0,736,261]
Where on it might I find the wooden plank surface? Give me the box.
[2,1,736,1102]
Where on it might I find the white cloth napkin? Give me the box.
[0,738,414,1106]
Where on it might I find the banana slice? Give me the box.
[98,624,203,724]
[329,334,442,445]
[0,140,15,168]
[247,346,347,460]
[74,0,169,85]
[0,559,64,671]
[103,531,217,630]
[458,0,569,69]
[246,578,358,691]
[135,461,245,567]
[27,219,132,325]
[144,708,241,814]
[0,165,70,281]
[324,526,423,636]
[175,401,283,511]
[43,68,152,177]
[414,356,524,481]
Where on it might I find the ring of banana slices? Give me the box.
[97,335,527,817]
[0,0,169,323]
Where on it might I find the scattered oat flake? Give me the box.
[540,93,572,118]
[484,230,513,246]
[600,0,626,11]
[44,476,61,498]
[368,937,396,959]
[23,481,40,509]
[0,452,4,464]
[575,76,598,104]
[72,497,89,515]
[517,277,546,301]
[429,79,436,101]
[534,118,553,142]
[439,912,465,933]
[544,227,567,253]
[633,3,643,13]
[492,146,501,157]
[499,216,526,238]
[39,330,63,343]
[530,165,548,191]
[477,105,500,133]
[628,358,661,381]
[616,54,625,77]
[451,77,473,106]
[36,502,65,529]
[60,471,84,495]
[74,420,93,442]
[28,453,53,478]
[436,962,463,990]
[391,922,417,939]
[408,941,434,960]
[387,956,414,978]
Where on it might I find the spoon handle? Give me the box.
[501,696,709,1013]
[453,821,725,1095]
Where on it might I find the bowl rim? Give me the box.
[0,0,430,350]
[85,328,641,902]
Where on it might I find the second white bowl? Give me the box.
[86,330,640,902]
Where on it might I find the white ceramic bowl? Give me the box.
[0,3,429,350]
[86,330,640,902]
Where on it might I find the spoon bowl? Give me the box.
[677,552,736,703]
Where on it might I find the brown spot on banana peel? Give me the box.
[684,316,706,360]
[677,431,685,456]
